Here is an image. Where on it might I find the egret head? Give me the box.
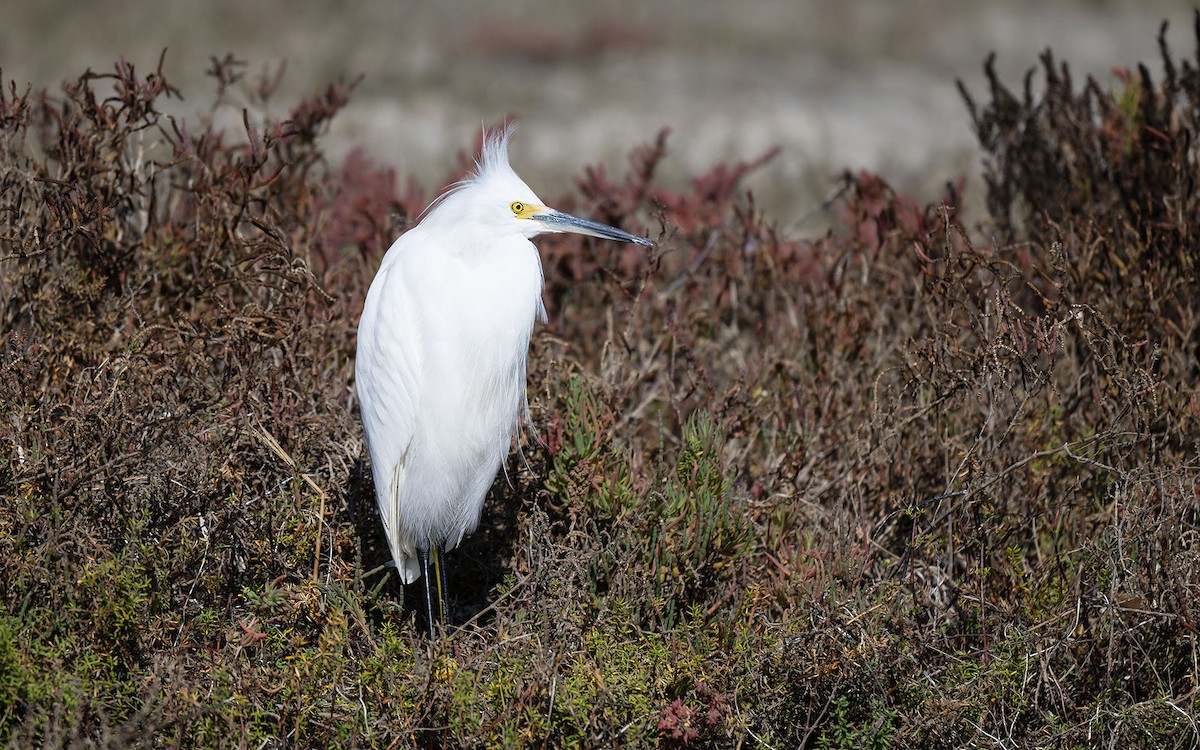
[431,125,653,247]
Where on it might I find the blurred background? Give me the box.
[2,0,1195,225]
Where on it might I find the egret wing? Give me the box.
[356,256,424,583]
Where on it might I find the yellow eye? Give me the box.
[510,202,525,214]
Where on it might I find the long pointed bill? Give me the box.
[536,209,652,246]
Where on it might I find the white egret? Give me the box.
[355,125,652,637]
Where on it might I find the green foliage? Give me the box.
[543,374,640,518]
[816,695,899,750]
[645,411,750,628]
[0,616,25,728]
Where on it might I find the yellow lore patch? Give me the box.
[510,201,540,219]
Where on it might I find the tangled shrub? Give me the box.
[1,21,1199,748]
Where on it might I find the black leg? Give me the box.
[432,544,449,630]
[418,549,435,639]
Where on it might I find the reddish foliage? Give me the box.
[658,681,729,746]
[313,147,404,272]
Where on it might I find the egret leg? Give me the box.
[417,547,450,638]
[418,549,436,639]
[432,544,449,630]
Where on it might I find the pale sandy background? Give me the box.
[2,0,1195,225]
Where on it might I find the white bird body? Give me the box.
[357,219,545,582]
[354,126,650,632]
